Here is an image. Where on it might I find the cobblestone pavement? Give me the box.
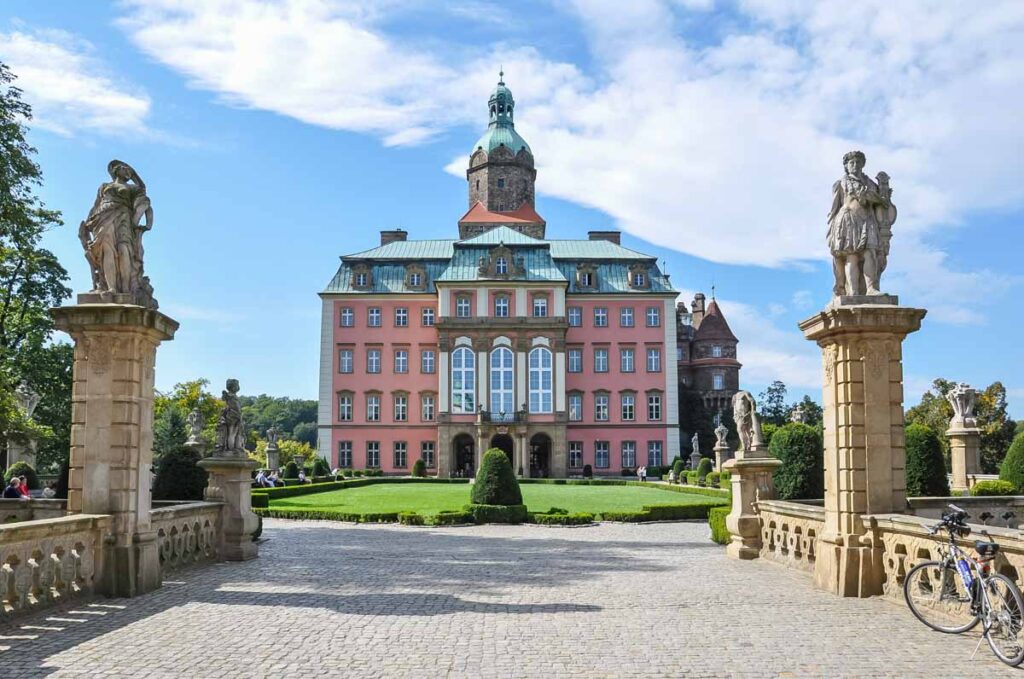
[1,520,1019,678]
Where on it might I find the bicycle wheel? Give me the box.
[903,560,980,633]
[984,573,1024,666]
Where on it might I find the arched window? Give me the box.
[490,347,514,419]
[529,347,553,413]
[451,347,476,414]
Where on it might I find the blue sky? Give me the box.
[2,0,1022,416]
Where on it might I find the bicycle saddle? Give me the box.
[975,541,999,557]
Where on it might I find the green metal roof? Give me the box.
[323,261,449,293]
[548,240,657,260]
[437,247,566,283]
[458,225,546,247]
[555,262,675,294]
[343,239,455,260]
[473,125,531,155]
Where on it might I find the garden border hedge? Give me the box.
[708,506,730,545]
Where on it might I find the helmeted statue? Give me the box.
[215,379,246,455]
[827,150,896,299]
[732,390,764,454]
[78,159,157,308]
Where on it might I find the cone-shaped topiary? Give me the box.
[471,448,523,505]
[284,460,300,479]
[905,423,950,497]
[152,447,208,501]
[999,431,1024,492]
[312,456,331,477]
[411,458,427,477]
[672,458,685,478]
[4,461,40,490]
[695,457,713,482]
[769,422,824,500]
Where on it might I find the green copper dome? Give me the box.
[473,72,532,155]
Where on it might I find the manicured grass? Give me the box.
[270,482,714,517]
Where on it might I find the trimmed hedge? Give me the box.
[530,512,594,525]
[284,461,300,479]
[3,461,40,490]
[719,470,731,489]
[251,493,270,509]
[430,510,474,525]
[970,479,1016,496]
[769,422,824,500]
[1000,432,1024,492]
[152,447,207,501]
[471,448,523,506]
[398,512,425,526]
[312,457,332,477]
[255,508,401,522]
[252,477,471,501]
[696,457,713,482]
[905,424,950,497]
[411,459,427,478]
[706,471,721,487]
[465,503,528,524]
[709,506,730,545]
[597,501,725,522]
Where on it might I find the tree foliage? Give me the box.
[154,379,223,447]
[17,342,72,472]
[769,423,824,500]
[240,394,317,447]
[151,447,207,501]
[758,380,790,426]
[999,432,1024,493]
[251,438,314,468]
[678,383,721,456]
[471,448,523,506]
[4,459,39,490]
[904,423,950,497]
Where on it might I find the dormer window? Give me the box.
[355,273,367,286]
[404,264,427,290]
[351,264,373,289]
[496,257,508,275]
[581,272,593,286]
[628,264,651,290]
[410,273,421,287]
[577,262,598,289]
[633,272,646,287]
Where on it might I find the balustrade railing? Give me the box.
[757,500,825,574]
[151,502,222,572]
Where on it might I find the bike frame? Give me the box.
[931,527,995,624]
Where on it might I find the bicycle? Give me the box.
[903,503,1024,666]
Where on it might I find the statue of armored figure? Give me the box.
[732,390,764,454]
[946,383,978,429]
[827,150,896,300]
[78,160,157,308]
[215,379,246,455]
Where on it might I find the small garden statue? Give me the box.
[714,422,728,447]
[14,382,40,418]
[215,378,246,455]
[689,432,702,470]
[790,405,806,424]
[186,408,203,444]
[266,425,279,447]
[732,390,764,454]
[946,383,978,429]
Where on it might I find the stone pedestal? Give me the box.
[6,439,36,470]
[689,450,702,470]
[265,443,280,471]
[723,447,781,559]
[51,303,178,598]
[714,442,730,472]
[948,426,982,493]
[800,303,925,597]
[198,456,260,561]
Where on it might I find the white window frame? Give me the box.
[495,257,508,275]
[368,307,381,327]
[568,393,583,421]
[451,347,476,414]
[495,295,510,318]
[422,307,435,326]
[568,348,583,373]
[646,306,660,327]
[621,441,636,468]
[339,307,354,327]
[394,394,407,422]
[367,395,381,422]
[595,394,609,421]
[647,441,663,466]
[620,348,634,373]
[528,347,553,414]
[338,393,353,421]
[367,441,380,468]
[620,307,634,327]
[394,350,408,374]
[621,393,635,421]
[594,348,609,373]
[594,307,608,327]
[338,349,353,374]
[393,441,407,468]
[647,393,662,421]
[338,441,352,469]
[456,296,472,318]
[421,350,435,374]
[595,441,610,469]
[713,373,725,390]
[569,442,583,469]
[532,296,548,317]
[568,307,582,327]
[421,394,435,422]
[421,441,435,467]
[490,347,515,418]
[712,344,723,358]
[647,347,662,372]
[367,349,381,374]
[395,307,408,327]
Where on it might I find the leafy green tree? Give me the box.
[151,447,207,501]
[239,394,317,445]
[769,423,824,500]
[252,438,314,468]
[761,422,779,448]
[291,421,317,446]
[695,457,713,482]
[758,380,789,426]
[4,460,39,490]
[154,403,188,460]
[412,458,426,477]
[904,423,950,497]
[471,448,522,505]
[999,432,1024,492]
[17,342,72,472]
[791,395,823,427]
[154,379,223,445]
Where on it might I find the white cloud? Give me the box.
[0,28,150,136]
[113,1,1024,322]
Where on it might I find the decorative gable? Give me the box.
[576,262,598,289]
[351,263,373,290]
[628,263,651,290]
[405,263,428,290]
[478,244,525,279]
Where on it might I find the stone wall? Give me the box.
[0,498,67,523]
[151,501,223,572]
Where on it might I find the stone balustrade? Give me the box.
[0,514,111,618]
[150,502,223,572]
[0,498,67,523]
[757,500,825,574]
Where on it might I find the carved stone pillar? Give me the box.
[265,443,280,471]
[800,304,925,597]
[198,457,259,561]
[713,441,730,473]
[948,427,981,493]
[723,446,781,560]
[51,303,178,597]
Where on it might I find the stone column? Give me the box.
[714,441,730,473]
[198,456,259,561]
[51,303,178,598]
[517,432,527,478]
[800,303,925,597]
[948,427,981,493]
[6,439,36,470]
[265,443,280,471]
[723,446,781,560]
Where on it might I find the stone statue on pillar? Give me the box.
[215,379,246,456]
[827,150,896,302]
[77,160,157,308]
[790,405,806,424]
[7,382,41,469]
[713,422,730,472]
[946,383,981,493]
[14,382,40,419]
[186,409,203,445]
[946,383,978,428]
[731,390,765,456]
[265,425,281,470]
[689,432,702,469]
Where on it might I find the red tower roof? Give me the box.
[458,201,545,225]
[693,299,737,342]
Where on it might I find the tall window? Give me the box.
[620,348,635,373]
[712,345,723,358]
[646,347,662,372]
[568,348,583,373]
[594,348,609,373]
[337,393,352,421]
[595,441,610,469]
[355,272,368,287]
[633,272,646,287]
[568,393,582,421]
[394,350,408,374]
[368,308,381,327]
[647,441,663,466]
[394,394,407,422]
[339,307,354,327]
[620,307,634,327]
[532,296,548,317]
[647,393,662,421]
[646,306,661,327]
[338,349,353,374]
[456,296,472,318]
[421,394,435,421]
[713,373,725,390]
[337,441,352,469]
[421,350,435,374]
[366,441,380,468]
[409,272,422,287]
[421,441,435,467]
[621,441,636,468]
[366,394,381,422]
[621,393,635,421]
[490,347,514,418]
[528,347,553,413]
[494,295,509,318]
[422,307,435,326]
[569,442,583,469]
[568,307,582,327]
[393,441,407,468]
[451,347,476,413]
[495,257,508,274]
[395,308,408,327]
[579,272,594,287]
[367,349,381,374]
[594,307,608,327]
[595,393,609,421]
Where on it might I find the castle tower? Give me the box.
[467,71,536,213]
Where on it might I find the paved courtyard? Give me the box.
[1,520,1018,678]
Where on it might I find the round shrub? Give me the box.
[582,464,593,479]
[284,460,300,479]
[152,447,208,501]
[970,479,1015,497]
[769,423,824,500]
[706,471,721,487]
[4,461,40,490]
[672,458,685,478]
[471,448,523,506]
[695,457,713,483]
[411,459,427,478]
[905,423,950,497]
[312,457,331,477]
[999,432,1024,492]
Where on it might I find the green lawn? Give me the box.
[270,482,714,516]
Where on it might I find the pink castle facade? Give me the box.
[317,76,680,477]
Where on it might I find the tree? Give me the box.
[154,403,188,460]
[999,432,1024,493]
[471,448,523,505]
[758,380,789,426]
[792,395,823,428]
[152,447,207,501]
[769,423,824,500]
[904,423,950,497]
[251,438,314,468]
[239,394,317,446]
[291,421,317,447]
[17,342,72,472]
[154,379,223,446]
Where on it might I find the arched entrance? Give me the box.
[453,434,475,478]
[490,434,514,467]
[530,433,551,478]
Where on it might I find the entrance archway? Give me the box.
[490,434,514,467]
[453,434,475,478]
[530,433,551,478]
